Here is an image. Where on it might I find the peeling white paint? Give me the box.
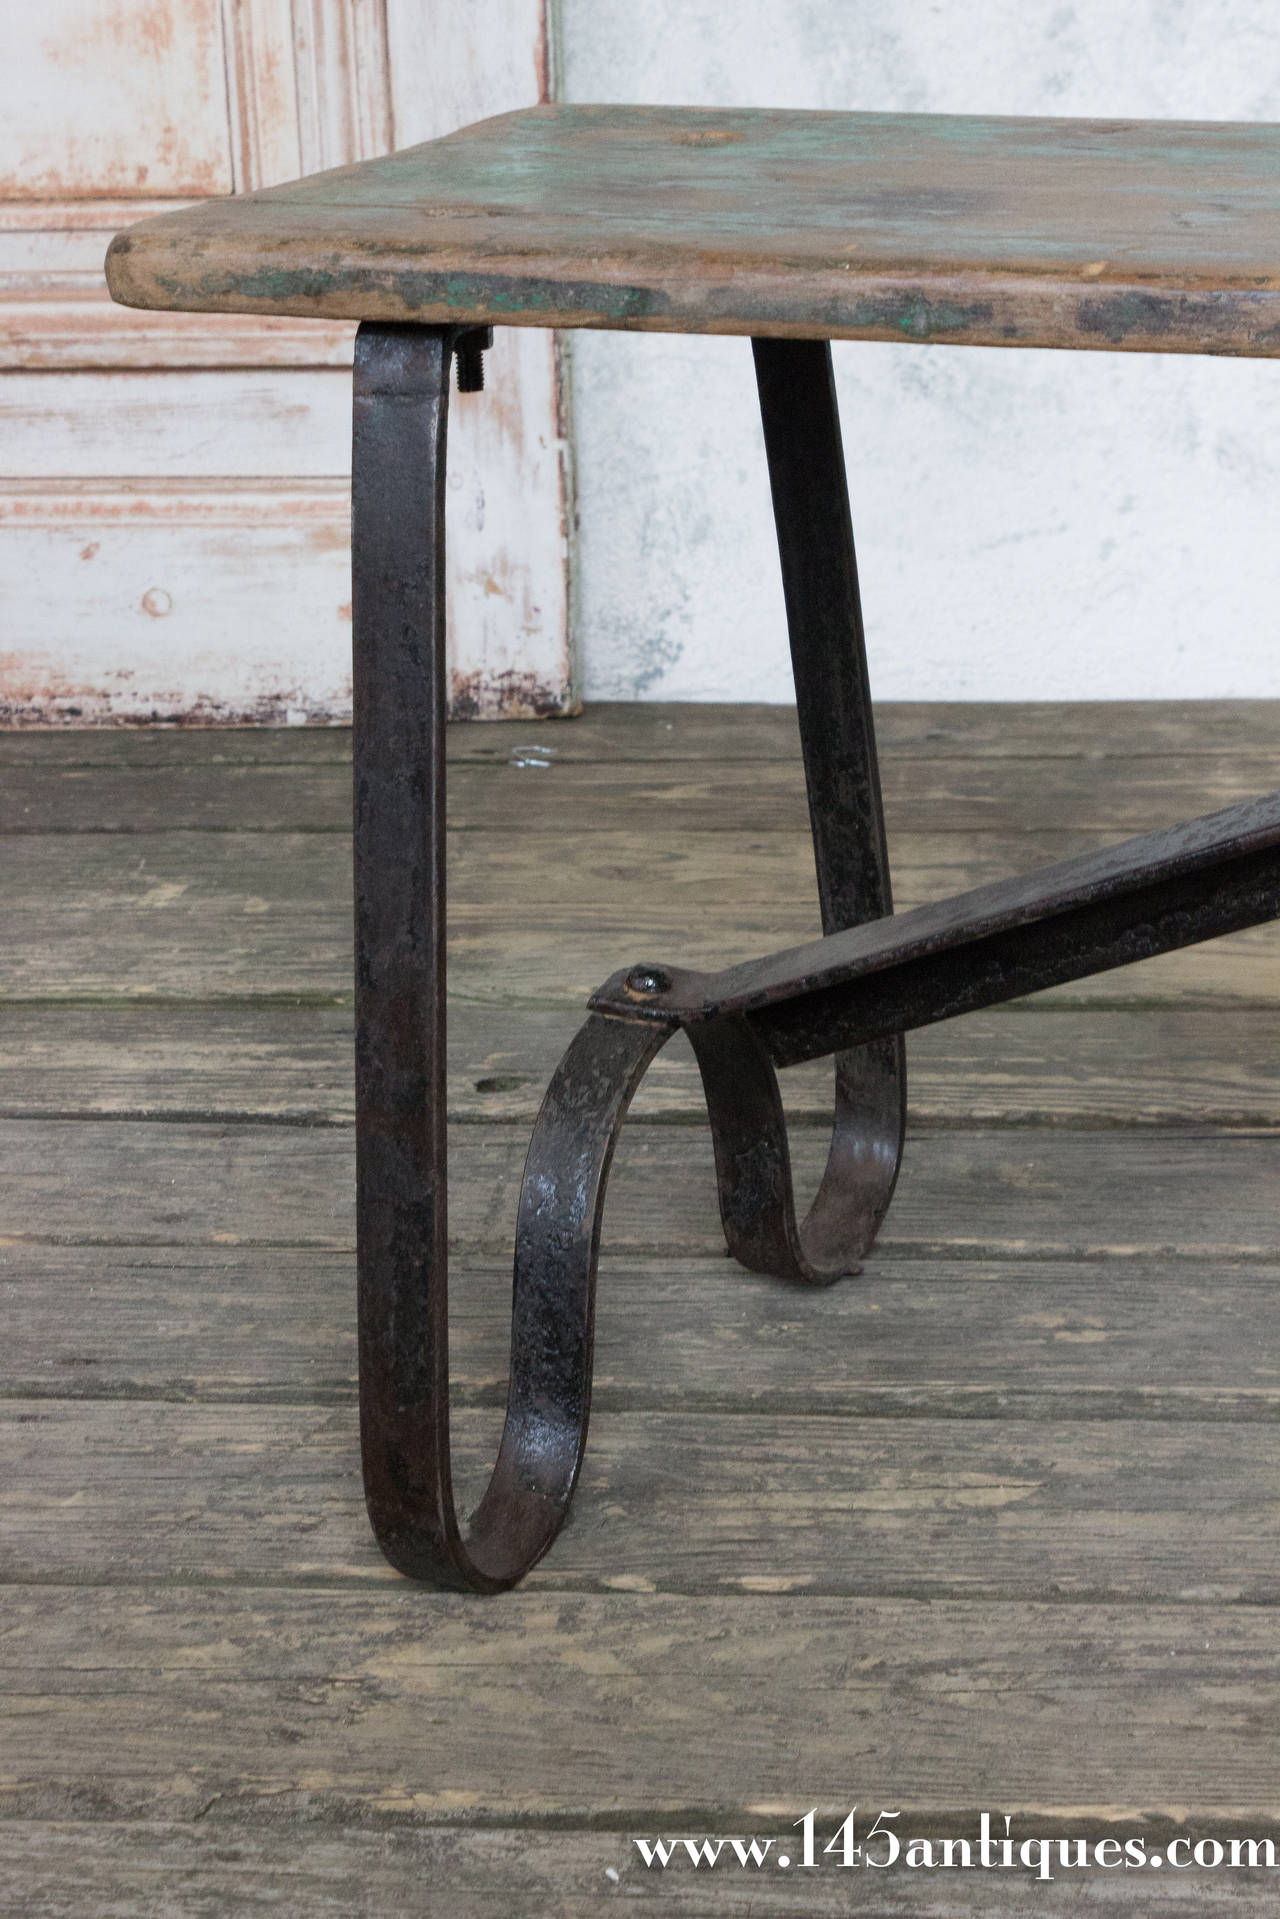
[0,0,572,725]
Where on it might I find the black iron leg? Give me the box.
[687,339,906,1283]
[756,338,906,1261]
[351,322,1280,1593]
[352,322,673,1590]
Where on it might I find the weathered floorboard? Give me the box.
[4,702,1280,1906]
[7,1588,1280,1821]
[0,699,1277,765]
[2,750,1276,835]
[3,1003,1280,1126]
[1,1119,1277,1259]
[5,1399,1280,1601]
[0,1822,1270,1919]
[6,1247,1280,1421]
[2,830,1276,1004]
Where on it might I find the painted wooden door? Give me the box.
[0,0,573,723]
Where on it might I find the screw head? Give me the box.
[625,964,672,997]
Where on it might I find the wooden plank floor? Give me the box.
[3,700,1280,1915]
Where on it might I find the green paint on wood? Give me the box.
[105,104,1280,356]
[440,273,660,322]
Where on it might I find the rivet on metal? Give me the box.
[625,965,672,996]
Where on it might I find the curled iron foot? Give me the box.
[360,1013,673,1593]
[749,335,907,1280]
[352,321,901,1590]
[616,962,903,1284]
[688,1020,903,1284]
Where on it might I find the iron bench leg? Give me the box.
[689,340,905,1285]
[350,321,1280,1594]
[349,321,909,1587]
[352,321,674,1591]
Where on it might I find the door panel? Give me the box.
[0,0,574,723]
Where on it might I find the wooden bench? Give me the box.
[107,103,1280,1591]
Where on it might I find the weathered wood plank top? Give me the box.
[106,105,1280,355]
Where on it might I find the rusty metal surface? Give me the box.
[107,104,1280,355]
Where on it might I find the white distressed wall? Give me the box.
[0,0,572,725]
[561,0,1280,701]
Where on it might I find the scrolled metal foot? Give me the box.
[361,1012,673,1593]
[687,1016,887,1284]
[351,318,903,1590]
[352,321,682,1589]
[723,336,908,1281]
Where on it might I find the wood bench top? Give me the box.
[106,103,1280,355]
